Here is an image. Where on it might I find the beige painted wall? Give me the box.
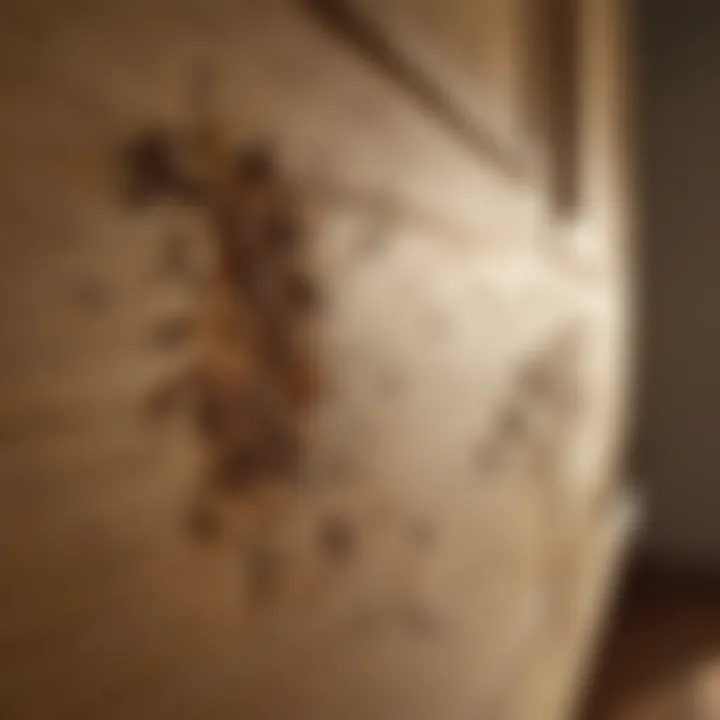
[0,1,628,718]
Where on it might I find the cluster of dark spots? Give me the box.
[125,122,323,534]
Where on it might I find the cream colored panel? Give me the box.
[0,0,627,718]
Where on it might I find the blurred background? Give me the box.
[587,2,720,719]
[0,0,718,718]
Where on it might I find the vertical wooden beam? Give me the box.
[528,0,582,216]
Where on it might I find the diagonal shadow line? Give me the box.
[300,0,530,182]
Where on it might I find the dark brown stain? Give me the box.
[122,128,198,207]
[196,371,304,459]
[317,514,357,565]
[234,143,277,183]
[214,442,300,496]
[126,119,322,528]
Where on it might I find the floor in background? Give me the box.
[581,563,720,719]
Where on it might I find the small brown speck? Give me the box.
[317,514,356,564]
[123,128,197,206]
[235,143,276,183]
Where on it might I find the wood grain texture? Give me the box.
[0,1,627,718]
